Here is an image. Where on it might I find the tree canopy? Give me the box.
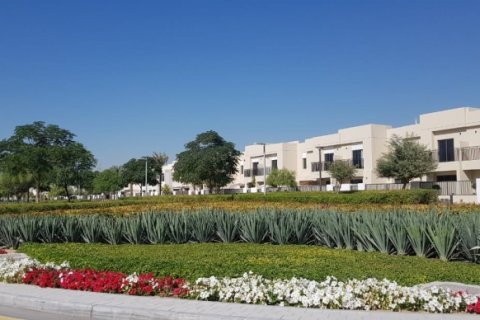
[50,142,96,199]
[327,160,356,185]
[121,158,158,196]
[376,135,437,188]
[173,131,241,193]
[0,121,96,202]
[266,169,297,188]
[93,167,124,197]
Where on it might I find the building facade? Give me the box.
[161,107,480,202]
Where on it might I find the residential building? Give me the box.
[162,107,480,203]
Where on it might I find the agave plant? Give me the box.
[268,210,293,245]
[123,214,144,244]
[352,214,375,252]
[79,215,102,243]
[290,210,312,244]
[454,213,480,263]
[405,213,431,258]
[37,216,61,243]
[240,211,267,243]
[365,213,391,254]
[386,212,410,255]
[0,217,19,248]
[427,213,459,261]
[142,212,167,244]
[312,213,333,247]
[190,210,216,243]
[216,211,239,243]
[100,216,123,245]
[17,215,38,243]
[166,212,190,244]
[61,216,81,243]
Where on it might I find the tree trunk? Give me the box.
[65,185,71,202]
[35,183,40,203]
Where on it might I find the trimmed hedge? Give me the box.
[0,190,438,215]
[19,242,480,286]
[233,189,438,205]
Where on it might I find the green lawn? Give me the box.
[19,243,480,286]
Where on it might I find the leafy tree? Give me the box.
[328,160,356,186]
[50,142,96,200]
[174,131,241,193]
[376,135,437,189]
[121,158,158,196]
[93,167,123,198]
[266,169,297,188]
[0,121,88,202]
[0,172,33,201]
[150,152,168,188]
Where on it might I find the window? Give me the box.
[437,175,456,182]
[324,153,334,163]
[252,162,259,176]
[302,158,307,169]
[240,165,244,174]
[352,149,363,168]
[351,178,363,184]
[438,139,455,162]
[271,159,278,170]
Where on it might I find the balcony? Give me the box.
[431,146,480,162]
[244,167,272,177]
[311,159,364,172]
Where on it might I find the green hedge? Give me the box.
[19,243,480,286]
[0,190,438,215]
[233,189,438,204]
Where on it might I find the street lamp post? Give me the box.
[141,157,148,197]
[145,157,148,196]
[256,143,267,195]
[316,146,322,191]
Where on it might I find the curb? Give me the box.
[0,283,477,320]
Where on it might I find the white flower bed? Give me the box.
[0,256,69,283]
[191,272,478,313]
[1,255,478,314]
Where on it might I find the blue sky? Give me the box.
[1,0,479,169]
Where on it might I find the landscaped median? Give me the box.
[1,252,480,314]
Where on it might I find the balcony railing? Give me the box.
[431,146,480,162]
[311,159,364,172]
[244,167,272,177]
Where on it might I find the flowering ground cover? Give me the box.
[19,243,480,286]
[0,256,479,314]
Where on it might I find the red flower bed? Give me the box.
[0,249,8,254]
[22,268,188,297]
[467,297,480,314]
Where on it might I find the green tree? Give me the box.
[376,135,437,189]
[0,121,85,202]
[121,158,158,196]
[174,131,241,193]
[93,167,123,198]
[328,160,356,187]
[150,152,169,189]
[266,169,297,188]
[0,172,33,201]
[50,142,96,200]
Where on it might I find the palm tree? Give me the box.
[151,152,169,194]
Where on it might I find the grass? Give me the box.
[18,242,480,286]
